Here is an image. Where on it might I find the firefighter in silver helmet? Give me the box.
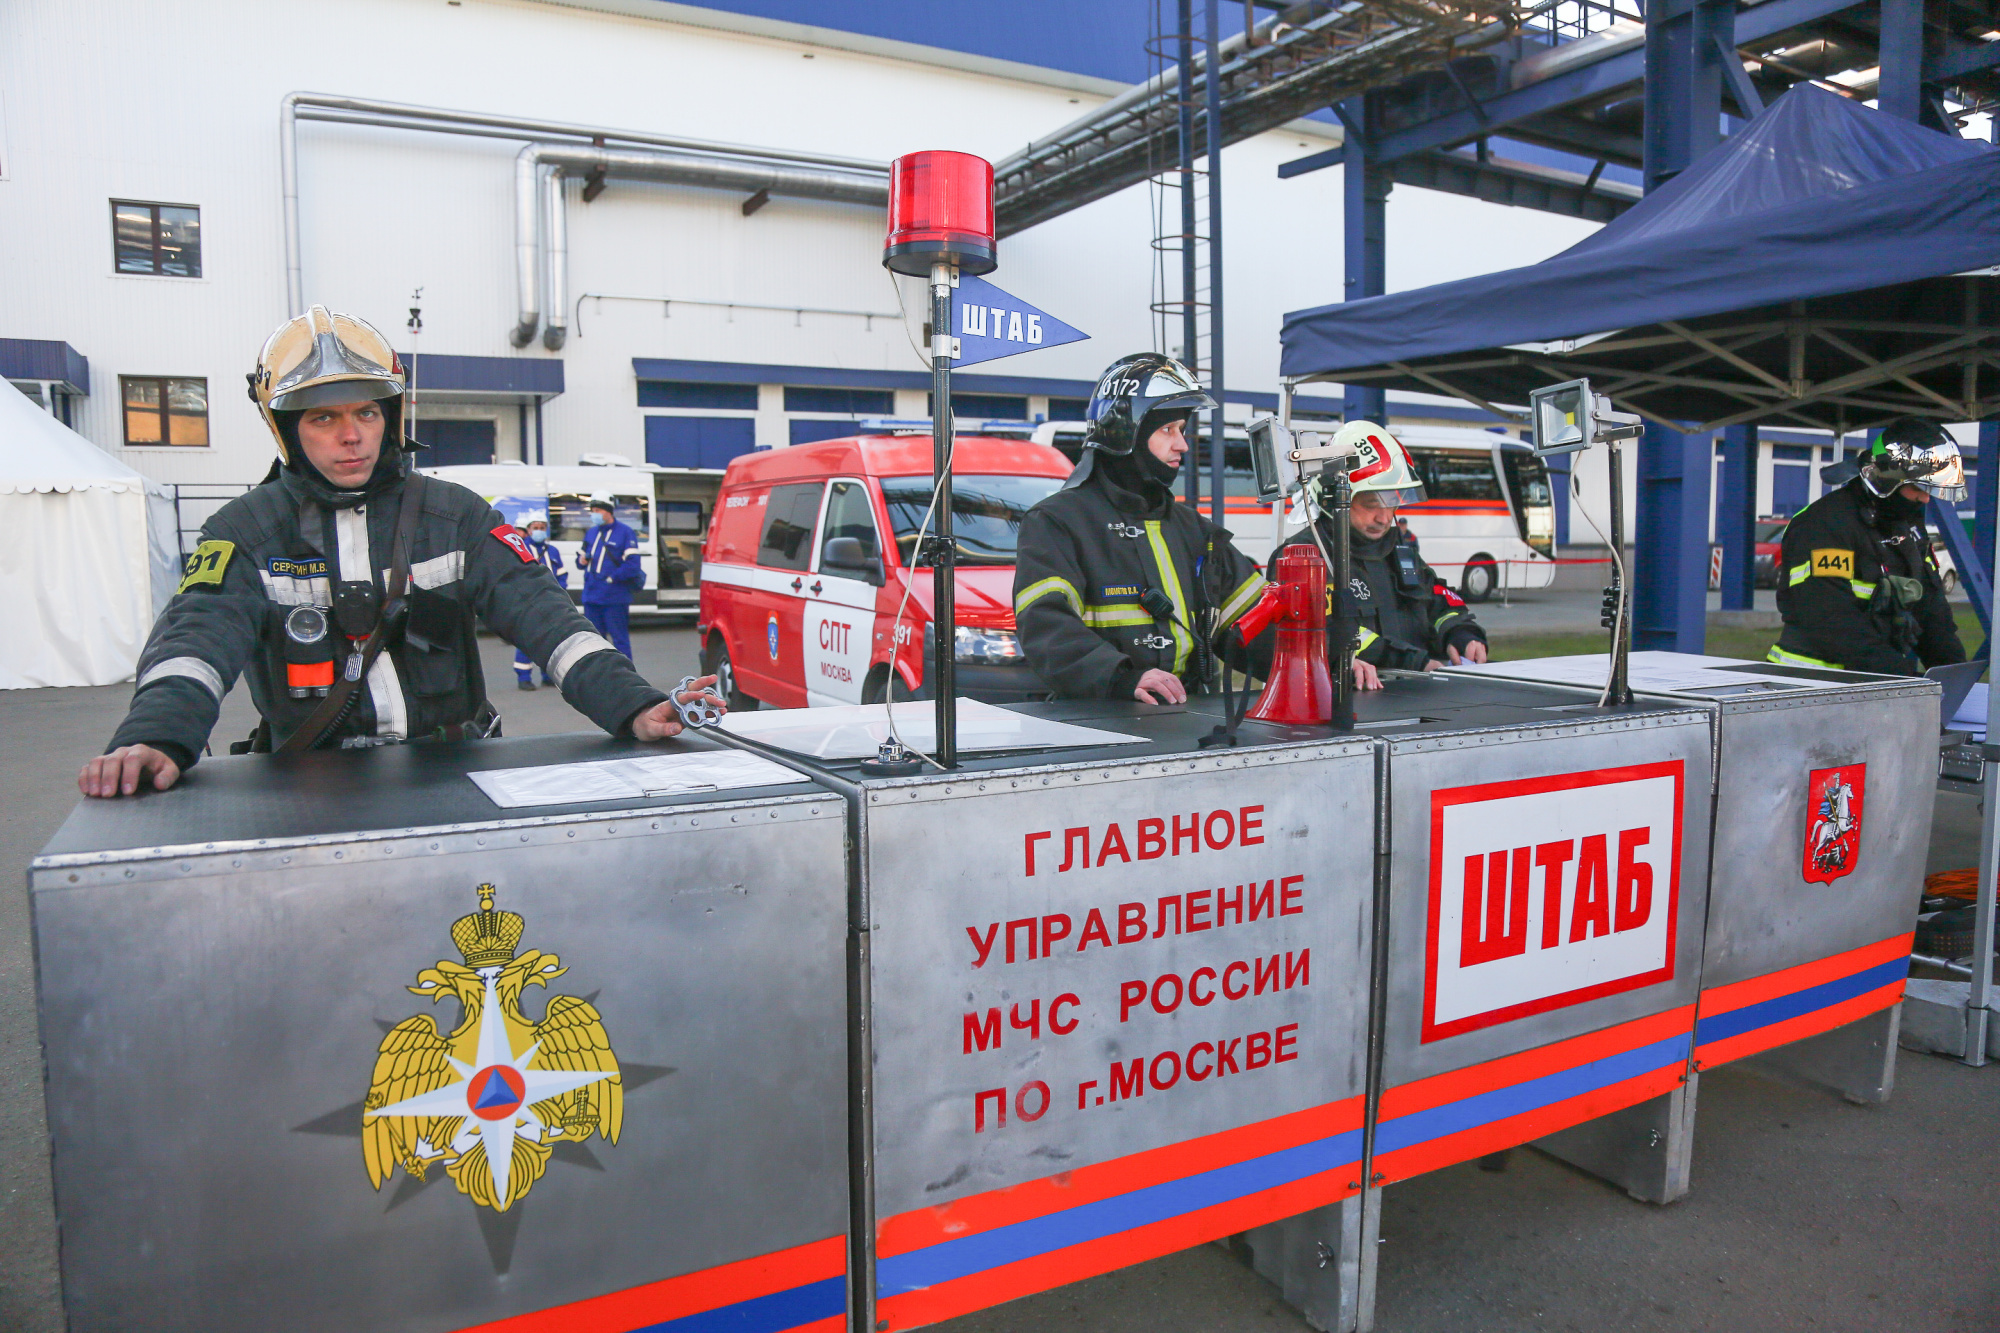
[1013,353,1282,702]
[1769,417,1967,675]
[1282,422,1487,676]
[81,307,720,797]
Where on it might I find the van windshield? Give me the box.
[881,474,1064,566]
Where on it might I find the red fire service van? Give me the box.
[697,432,1074,709]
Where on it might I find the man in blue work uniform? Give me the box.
[581,495,644,659]
[514,516,567,689]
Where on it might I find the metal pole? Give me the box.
[281,96,304,317]
[1178,0,1200,511]
[1968,477,2000,1064]
[1205,0,1226,527]
[1607,440,1633,705]
[930,262,958,767]
[1719,424,1757,611]
[1330,468,1355,729]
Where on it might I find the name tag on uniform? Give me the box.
[1810,548,1855,579]
[267,556,329,579]
[1100,583,1141,599]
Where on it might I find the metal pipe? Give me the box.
[280,90,887,333]
[542,167,569,352]
[509,141,885,351]
[510,152,543,348]
[1179,0,1200,510]
[931,263,959,768]
[285,91,886,172]
[1206,0,1226,530]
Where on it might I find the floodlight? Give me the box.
[1247,417,1288,499]
[1529,378,1642,457]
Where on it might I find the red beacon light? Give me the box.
[883,151,996,276]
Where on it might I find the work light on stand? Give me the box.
[883,150,996,769]
[1529,378,1643,705]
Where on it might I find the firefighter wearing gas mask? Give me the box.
[1770,417,1966,675]
[1282,422,1487,675]
[1013,353,1271,703]
[81,307,719,798]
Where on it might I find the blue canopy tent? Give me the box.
[1279,85,2000,647]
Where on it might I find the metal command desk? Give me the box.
[33,672,1752,1333]
[1453,651,1935,1107]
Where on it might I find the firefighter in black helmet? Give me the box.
[1012,353,1274,702]
[1770,417,1967,675]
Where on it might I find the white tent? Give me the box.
[0,379,181,689]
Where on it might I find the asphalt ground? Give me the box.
[3,625,1997,1332]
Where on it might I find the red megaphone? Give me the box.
[1244,545,1332,725]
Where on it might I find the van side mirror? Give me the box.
[822,536,883,585]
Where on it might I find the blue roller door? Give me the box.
[645,415,756,469]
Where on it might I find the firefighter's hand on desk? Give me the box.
[79,745,181,798]
[631,675,728,741]
[1353,659,1382,691]
[1134,669,1188,705]
[1446,641,1489,665]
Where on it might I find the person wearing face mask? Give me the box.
[78,308,721,798]
[1282,421,1486,679]
[580,495,644,660]
[1770,417,1967,675]
[1012,353,1274,703]
[512,517,568,690]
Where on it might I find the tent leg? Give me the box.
[1718,424,1756,611]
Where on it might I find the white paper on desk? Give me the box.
[1952,682,1988,740]
[720,698,1145,759]
[469,748,799,808]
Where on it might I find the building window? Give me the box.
[637,380,758,410]
[784,386,893,415]
[930,392,1029,421]
[1047,396,1091,420]
[113,201,201,277]
[121,376,209,446]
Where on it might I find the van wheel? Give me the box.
[1943,567,1959,595]
[1461,557,1498,603]
[862,665,916,705]
[702,636,757,711]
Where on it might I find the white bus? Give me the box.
[1031,420,1555,602]
[420,459,724,618]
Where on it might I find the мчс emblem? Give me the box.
[1803,763,1866,885]
[362,884,622,1212]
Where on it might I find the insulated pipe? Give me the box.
[279,90,888,323]
[510,154,544,347]
[510,141,887,350]
[542,167,568,352]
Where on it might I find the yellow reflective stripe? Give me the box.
[1216,571,1267,629]
[1787,563,1811,586]
[1357,626,1380,649]
[1767,645,1843,669]
[1083,605,1154,627]
[1015,576,1083,618]
[1143,520,1192,676]
[1849,579,1875,600]
[1433,610,1464,632]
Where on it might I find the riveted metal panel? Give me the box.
[1699,686,1933,989]
[1381,711,1714,1086]
[31,792,849,1333]
[861,738,1378,1322]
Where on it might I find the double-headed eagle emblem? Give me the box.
[362,884,622,1212]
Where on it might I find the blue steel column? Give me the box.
[1637,0,1728,648]
[1341,94,1387,424]
[1875,0,1925,122]
[1718,424,1757,610]
[1632,424,1713,652]
[1205,0,1226,524]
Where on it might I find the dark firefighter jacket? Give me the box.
[109,464,668,768]
[1771,480,1964,675]
[1283,519,1485,671]
[1014,468,1270,699]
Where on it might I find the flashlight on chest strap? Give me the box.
[282,605,336,698]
